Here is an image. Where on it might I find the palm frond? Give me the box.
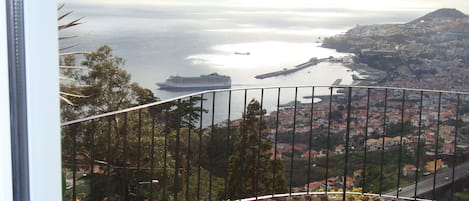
[60,95,75,105]
[60,51,90,56]
[58,3,65,11]
[60,43,81,51]
[58,4,88,106]
[59,35,79,40]
[60,76,76,81]
[58,17,84,30]
[59,65,89,70]
[60,91,89,98]
[58,11,73,21]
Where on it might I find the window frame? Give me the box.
[4,0,61,201]
[1,0,13,200]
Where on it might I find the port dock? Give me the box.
[255,57,325,79]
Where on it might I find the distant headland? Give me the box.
[322,8,469,92]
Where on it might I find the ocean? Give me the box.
[62,3,431,119]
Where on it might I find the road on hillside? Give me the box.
[385,161,469,199]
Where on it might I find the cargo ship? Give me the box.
[156,73,231,91]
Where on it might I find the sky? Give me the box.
[66,0,469,12]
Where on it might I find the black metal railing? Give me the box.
[61,86,469,201]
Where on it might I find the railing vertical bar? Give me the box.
[432,92,442,200]
[113,114,126,198]
[272,88,281,197]
[451,94,460,200]
[397,90,406,198]
[186,96,193,201]
[59,86,469,201]
[306,87,315,194]
[342,87,353,201]
[174,99,182,201]
[325,87,333,193]
[197,94,204,201]
[209,93,216,201]
[106,117,113,195]
[289,87,298,196]
[89,120,96,201]
[136,111,142,198]
[362,88,371,194]
[414,91,424,200]
[224,91,232,200]
[239,89,248,197]
[71,124,77,201]
[255,89,264,200]
[122,114,128,200]
[163,108,169,200]
[379,88,388,196]
[150,108,156,201]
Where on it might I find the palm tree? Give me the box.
[58,3,89,105]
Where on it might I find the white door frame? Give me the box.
[0,0,13,200]
[4,0,61,201]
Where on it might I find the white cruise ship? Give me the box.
[156,73,231,91]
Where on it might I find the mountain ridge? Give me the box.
[409,8,467,24]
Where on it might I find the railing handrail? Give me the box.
[61,85,469,126]
[62,84,466,201]
[239,191,433,201]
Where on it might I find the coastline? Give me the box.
[334,55,387,87]
[312,43,387,88]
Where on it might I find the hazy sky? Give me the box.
[67,0,469,12]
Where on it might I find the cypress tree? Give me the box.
[227,99,287,199]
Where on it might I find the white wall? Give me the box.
[0,1,13,201]
[24,0,61,200]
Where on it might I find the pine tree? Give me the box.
[227,99,287,199]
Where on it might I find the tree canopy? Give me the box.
[227,99,287,199]
[61,45,158,121]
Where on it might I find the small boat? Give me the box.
[234,52,250,55]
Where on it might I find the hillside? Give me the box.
[322,8,469,55]
[409,8,467,24]
[321,8,469,92]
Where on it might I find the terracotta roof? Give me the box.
[305,182,322,189]
[404,164,416,170]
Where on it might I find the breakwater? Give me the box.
[255,57,324,79]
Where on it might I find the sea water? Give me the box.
[63,2,429,122]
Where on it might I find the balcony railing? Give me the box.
[61,86,469,201]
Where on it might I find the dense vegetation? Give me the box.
[61,54,288,200]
